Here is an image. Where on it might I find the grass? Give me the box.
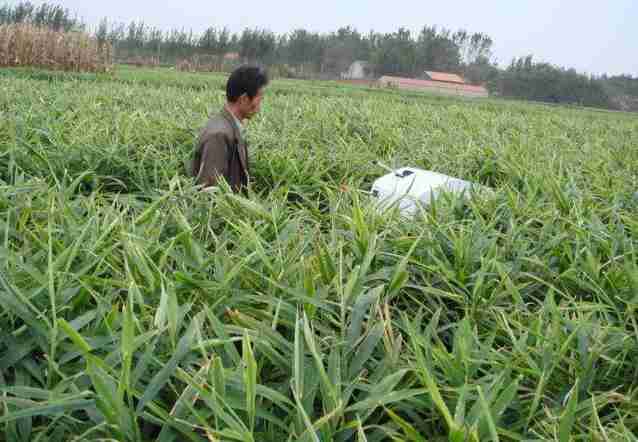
[1,66,638,441]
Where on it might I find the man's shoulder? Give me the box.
[200,111,234,140]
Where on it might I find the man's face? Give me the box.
[239,87,264,120]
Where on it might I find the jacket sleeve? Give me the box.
[195,132,230,188]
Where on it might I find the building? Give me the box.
[341,61,372,80]
[378,74,488,98]
[423,71,465,84]
[223,52,240,61]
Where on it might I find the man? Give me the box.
[191,65,269,193]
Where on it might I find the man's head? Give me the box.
[226,65,269,121]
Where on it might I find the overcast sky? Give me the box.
[22,0,637,76]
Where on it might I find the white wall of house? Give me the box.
[341,61,370,79]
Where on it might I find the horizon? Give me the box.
[6,0,638,76]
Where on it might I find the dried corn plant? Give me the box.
[0,23,113,72]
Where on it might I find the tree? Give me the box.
[455,30,493,65]
[416,26,461,73]
[497,55,612,108]
[322,26,370,75]
[0,1,80,30]
[239,28,276,63]
[217,27,232,54]
[463,55,499,87]
[371,28,417,76]
[199,27,218,52]
[285,29,323,66]
[96,18,109,48]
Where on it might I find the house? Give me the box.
[423,71,465,84]
[378,74,488,98]
[223,52,240,60]
[341,61,372,80]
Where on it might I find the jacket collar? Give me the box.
[222,106,243,139]
[220,106,249,176]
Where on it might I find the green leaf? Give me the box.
[0,270,50,338]
[136,313,199,413]
[406,319,454,431]
[57,319,92,355]
[292,379,321,442]
[346,388,428,412]
[302,313,339,417]
[243,331,257,432]
[133,193,170,226]
[387,232,423,299]
[118,294,136,405]
[478,386,499,442]
[348,322,384,380]
[559,380,579,442]
[0,396,94,425]
[294,313,305,400]
[385,407,427,442]
[346,285,383,349]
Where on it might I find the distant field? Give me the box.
[1,66,638,441]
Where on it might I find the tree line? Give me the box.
[92,19,495,78]
[497,56,612,108]
[0,1,81,32]
[2,1,637,111]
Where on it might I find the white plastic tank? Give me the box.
[370,164,482,216]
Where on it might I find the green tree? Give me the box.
[372,27,418,76]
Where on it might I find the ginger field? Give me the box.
[1,67,638,441]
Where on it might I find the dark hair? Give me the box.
[226,65,269,102]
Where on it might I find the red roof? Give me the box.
[379,76,488,94]
[424,71,465,84]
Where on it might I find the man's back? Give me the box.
[191,108,248,192]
